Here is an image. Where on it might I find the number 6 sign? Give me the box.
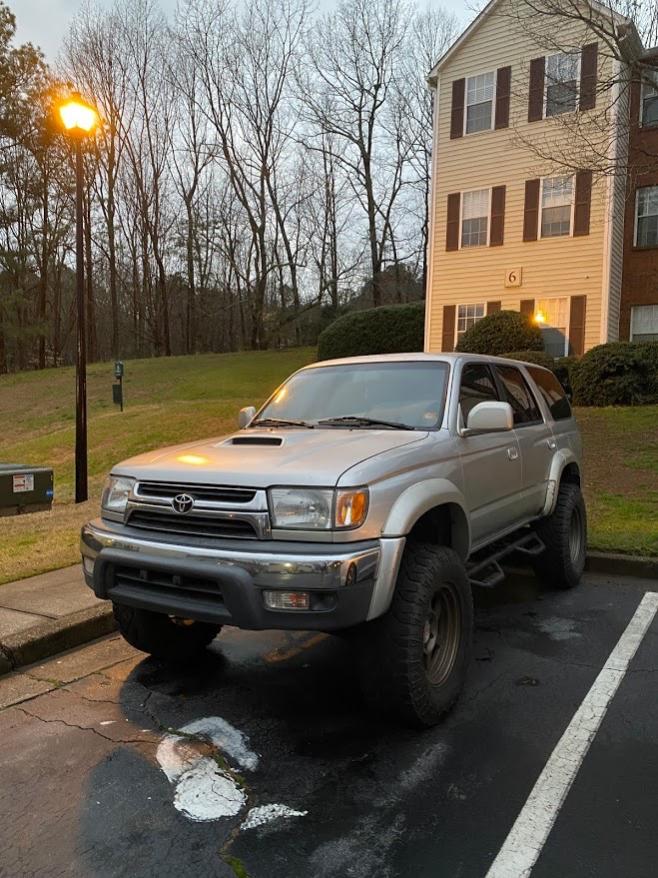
[504,267,522,288]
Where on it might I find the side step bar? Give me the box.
[467,530,545,589]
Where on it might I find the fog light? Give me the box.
[263,590,310,610]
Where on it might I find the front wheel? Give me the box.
[533,482,587,589]
[113,603,221,661]
[355,543,473,727]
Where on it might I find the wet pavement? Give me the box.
[0,569,655,878]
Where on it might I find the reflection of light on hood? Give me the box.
[177,453,208,465]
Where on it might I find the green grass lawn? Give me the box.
[0,348,656,584]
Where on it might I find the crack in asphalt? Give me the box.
[13,705,157,746]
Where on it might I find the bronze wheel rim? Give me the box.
[422,583,461,686]
[569,506,584,564]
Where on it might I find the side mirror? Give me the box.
[462,401,513,436]
[238,405,256,429]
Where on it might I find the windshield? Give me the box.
[255,361,450,430]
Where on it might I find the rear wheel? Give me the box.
[533,482,587,589]
[113,603,221,661]
[355,543,473,727]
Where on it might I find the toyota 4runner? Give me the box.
[81,353,586,726]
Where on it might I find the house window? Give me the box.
[461,190,489,246]
[640,69,658,126]
[630,304,658,341]
[535,297,569,356]
[541,176,573,237]
[635,186,658,247]
[456,303,486,342]
[546,52,579,116]
[465,72,495,134]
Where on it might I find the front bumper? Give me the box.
[81,519,405,630]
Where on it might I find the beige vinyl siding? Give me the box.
[426,2,619,353]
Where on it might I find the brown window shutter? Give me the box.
[487,301,502,315]
[573,170,592,236]
[490,185,506,246]
[569,296,587,355]
[495,66,511,129]
[446,193,461,251]
[523,179,540,241]
[528,57,545,122]
[579,43,598,111]
[450,79,465,139]
[520,299,535,318]
[442,305,456,351]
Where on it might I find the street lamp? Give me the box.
[58,92,100,504]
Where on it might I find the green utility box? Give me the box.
[0,465,54,517]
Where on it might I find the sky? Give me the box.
[11,0,470,60]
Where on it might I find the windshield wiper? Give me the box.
[317,416,415,430]
[251,417,314,429]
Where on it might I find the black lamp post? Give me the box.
[58,92,99,504]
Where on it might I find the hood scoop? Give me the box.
[230,435,283,447]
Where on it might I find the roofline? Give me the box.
[427,0,639,87]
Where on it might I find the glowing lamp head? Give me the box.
[58,93,99,135]
[534,310,547,325]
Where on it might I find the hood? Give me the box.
[113,428,428,488]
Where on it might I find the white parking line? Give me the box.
[485,590,658,878]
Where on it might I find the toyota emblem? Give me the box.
[172,493,194,514]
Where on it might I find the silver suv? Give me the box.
[81,353,586,726]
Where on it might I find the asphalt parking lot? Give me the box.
[0,568,655,878]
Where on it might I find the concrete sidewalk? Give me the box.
[0,565,115,675]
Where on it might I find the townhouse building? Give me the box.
[424,0,658,354]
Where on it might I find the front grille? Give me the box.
[136,482,256,504]
[128,510,258,539]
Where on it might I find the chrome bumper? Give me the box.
[81,519,405,627]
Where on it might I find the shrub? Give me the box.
[456,310,543,356]
[554,356,580,395]
[571,342,658,406]
[317,302,424,361]
[504,350,556,369]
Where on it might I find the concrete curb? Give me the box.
[0,604,116,677]
[586,551,658,581]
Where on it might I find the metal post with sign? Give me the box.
[113,361,124,412]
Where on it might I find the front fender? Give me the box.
[381,478,471,560]
[543,449,580,516]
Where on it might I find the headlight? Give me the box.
[101,475,135,514]
[269,487,369,530]
[269,488,333,530]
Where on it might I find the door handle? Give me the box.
[507,446,519,461]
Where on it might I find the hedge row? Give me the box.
[456,310,543,355]
[317,302,424,360]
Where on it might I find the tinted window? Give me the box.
[494,365,542,425]
[527,366,572,420]
[459,363,499,422]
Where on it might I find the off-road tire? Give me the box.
[355,543,473,727]
[533,482,587,590]
[113,603,221,661]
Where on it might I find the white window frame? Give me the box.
[630,304,658,340]
[535,296,570,356]
[634,185,658,248]
[455,302,487,346]
[544,51,581,119]
[539,175,575,239]
[464,69,497,136]
[459,187,492,249]
[639,68,658,127]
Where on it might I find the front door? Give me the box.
[457,362,523,546]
